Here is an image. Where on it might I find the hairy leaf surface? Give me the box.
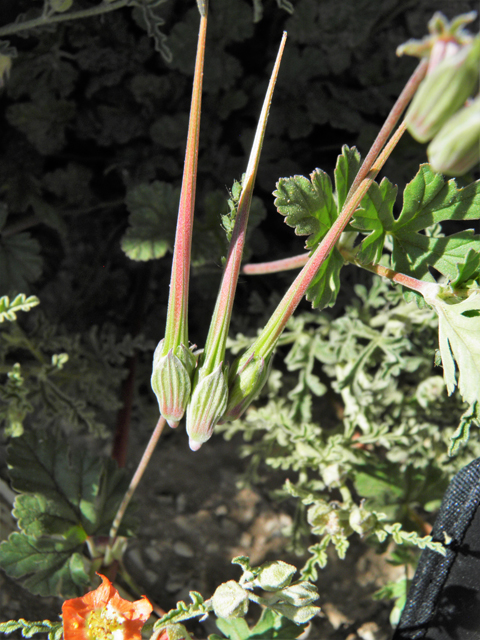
[122,181,179,261]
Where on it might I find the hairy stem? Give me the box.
[0,0,130,37]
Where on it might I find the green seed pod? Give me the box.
[186,362,228,450]
[405,36,480,143]
[211,581,249,619]
[427,94,480,175]
[220,351,273,423]
[151,340,196,428]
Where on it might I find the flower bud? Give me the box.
[427,94,480,175]
[255,561,297,591]
[348,505,377,537]
[186,362,228,450]
[151,340,197,428]
[279,582,319,607]
[211,581,249,619]
[220,351,273,423]
[405,36,480,143]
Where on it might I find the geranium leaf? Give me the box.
[0,532,89,597]
[274,169,336,250]
[121,181,179,261]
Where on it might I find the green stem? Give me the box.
[0,1,130,37]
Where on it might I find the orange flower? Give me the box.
[62,574,153,640]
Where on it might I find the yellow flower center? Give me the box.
[85,604,127,640]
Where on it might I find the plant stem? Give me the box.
[163,6,207,352]
[200,32,287,373]
[339,247,433,295]
[106,415,166,555]
[0,1,130,37]
[243,252,308,275]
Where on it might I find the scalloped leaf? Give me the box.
[121,181,179,261]
[0,531,89,597]
[0,618,63,640]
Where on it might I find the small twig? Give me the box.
[0,0,130,37]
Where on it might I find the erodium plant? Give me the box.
[0,2,479,639]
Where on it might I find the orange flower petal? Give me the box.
[62,574,153,640]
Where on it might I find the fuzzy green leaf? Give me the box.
[0,531,89,597]
[350,177,397,264]
[391,166,480,281]
[274,170,336,250]
[122,181,179,261]
[305,247,344,309]
[248,609,307,639]
[424,288,480,405]
[274,167,346,309]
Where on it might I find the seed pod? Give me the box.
[428,94,480,175]
[186,362,228,450]
[151,340,197,428]
[405,36,480,143]
[220,351,273,423]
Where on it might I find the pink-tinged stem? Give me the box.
[339,248,433,296]
[252,122,407,358]
[201,33,287,372]
[163,7,207,352]
[243,252,308,274]
[242,59,428,279]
